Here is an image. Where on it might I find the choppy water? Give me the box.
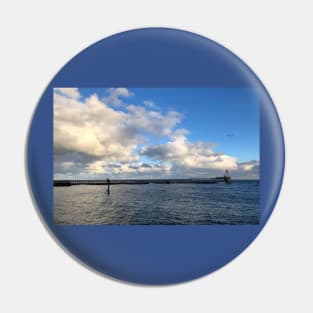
[54,180,259,225]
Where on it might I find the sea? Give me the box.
[54,180,259,225]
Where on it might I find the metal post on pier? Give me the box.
[106,177,110,195]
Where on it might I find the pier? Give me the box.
[54,176,231,187]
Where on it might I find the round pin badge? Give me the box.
[27,28,284,285]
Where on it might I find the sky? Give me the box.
[54,87,259,179]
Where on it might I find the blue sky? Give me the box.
[79,88,259,162]
[54,87,259,179]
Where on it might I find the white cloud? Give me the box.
[126,105,182,137]
[108,162,171,176]
[54,88,80,99]
[54,88,259,179]
[103,87,133,105]
[237,160,260,178]
[54,92,135,160]
[143,100,157,108]
[54,89,181,177]
[141,130,238,172]
[238,160,259,171]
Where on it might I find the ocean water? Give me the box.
[54,180,259,225]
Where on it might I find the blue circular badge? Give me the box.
[27,28,284,285]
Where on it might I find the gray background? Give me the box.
[0,1,312,312]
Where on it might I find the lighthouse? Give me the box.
[224,170,232,184]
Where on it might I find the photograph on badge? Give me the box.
[54,88,259,225]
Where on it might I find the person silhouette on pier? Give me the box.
[106,177,111,195]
